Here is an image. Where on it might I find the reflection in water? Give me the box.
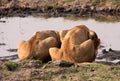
[32,14,120,23]
[92,15,120,23]
[0,16,120,56]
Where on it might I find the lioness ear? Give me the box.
[33,31,39,36]
[89,30,98,40]
[95,38,100,49]
[89,30,100,49]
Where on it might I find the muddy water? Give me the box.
[0,16,120,57]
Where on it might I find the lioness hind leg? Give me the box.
[79,39,94,52]
[73,39,95,63]
[18,40,32,60]
[40,37,58,47]
[49,47,63,61]
[34,37,58,62]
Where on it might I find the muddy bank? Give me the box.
[0,0,120,18]
[97,48,120,61]
[96,48,120,65]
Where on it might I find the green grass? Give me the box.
[91,0,106,3]
[0,60,120,81]
[4,61,19,71]
[61,0,74,2]
[76,63,120,81]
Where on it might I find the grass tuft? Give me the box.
[4,61,18,71]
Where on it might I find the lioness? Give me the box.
[49,25,100,63]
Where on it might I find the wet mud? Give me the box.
[7,48,17,52]
[97,48,120,61]
[0,54,18,61]
[96,48,120,65]
[0,43,6,46]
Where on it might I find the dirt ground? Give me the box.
[0,59,120,81]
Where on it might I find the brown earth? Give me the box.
[0,59,120,81]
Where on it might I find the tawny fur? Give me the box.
[18,25,100,63]
[18,30,60,62]
[49,25,100,63]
